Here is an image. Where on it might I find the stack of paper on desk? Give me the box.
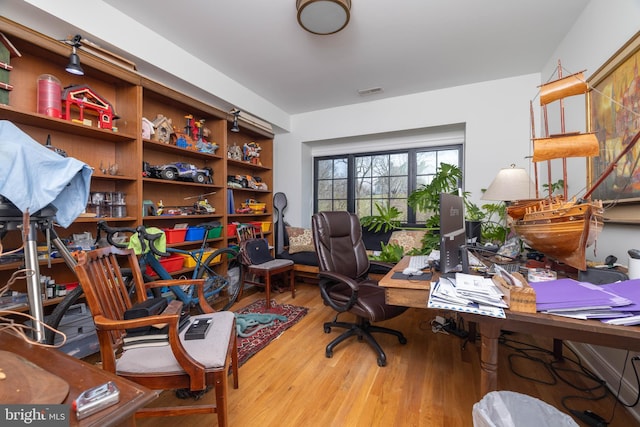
[427,273,507,319]
[530,278,634,320]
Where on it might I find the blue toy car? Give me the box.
[148,162,213,184]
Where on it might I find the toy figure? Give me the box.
[227,144,242,161]
[242,141,262,165]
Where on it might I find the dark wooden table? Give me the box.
[0,330,157,426]
[379,257,640,395]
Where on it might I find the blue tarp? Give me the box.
[0,120,92,227]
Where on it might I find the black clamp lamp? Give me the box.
[65,34,84,76]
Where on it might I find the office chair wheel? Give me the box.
[377,357,387,367]
[326,349,333,358]
[324,325,332,333]
[399,336,408,345]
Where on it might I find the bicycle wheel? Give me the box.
[44,284,84,345]
[196,247,242,311]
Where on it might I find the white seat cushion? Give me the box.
[251,259,294,270]
[116,311,234,375]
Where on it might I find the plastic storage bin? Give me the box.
[207,226,223,239]
[164,228,187,244]
[472,391,578,427]
[145,254,184,275]
[185,226,205,241]
[179,249,219,268]
[227,223,237,237]
[261,222,271,232]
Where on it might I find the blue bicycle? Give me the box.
[44,221,241,344]
[96,221,242,311]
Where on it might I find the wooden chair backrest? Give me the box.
[74,246,147,370]
[236,223,263,243]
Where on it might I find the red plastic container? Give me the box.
[227,223,237,237]
[164,228,187,244]
[145,254,184,275]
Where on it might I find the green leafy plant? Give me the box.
[542,179,565,196]
[479,202,508,244]
[369,241,405,263]
[360,203,402,233]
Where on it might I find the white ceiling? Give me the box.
[97,0,589,116]
[5,0,591,124]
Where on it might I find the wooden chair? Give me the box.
[236,224,295,310]
[74,246,239,426]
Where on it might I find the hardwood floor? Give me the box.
[131,282,638,427]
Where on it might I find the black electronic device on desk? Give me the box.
[439,192,466,278]
[184,317,213,340]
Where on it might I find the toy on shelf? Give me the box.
[194,119,219,154]
[61,85,118,130]
[0,32,21,105]
[228,143,242,161]
[184,192,216,214]
[152,114,173,144]
[147,162,213,184]
[141,117,155,139]
[242,141,262,165]
[237,198,266,214]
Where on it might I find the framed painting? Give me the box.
[587,31,640,222]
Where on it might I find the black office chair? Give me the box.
[311,211,408,366]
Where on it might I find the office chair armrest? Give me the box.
[318,271,360,313]
[369,260,394,272]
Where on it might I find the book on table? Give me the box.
[122,312,191,349]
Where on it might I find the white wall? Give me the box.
[275,73,539,228]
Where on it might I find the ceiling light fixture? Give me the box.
[296,0,351,35]
[65,34,84,76]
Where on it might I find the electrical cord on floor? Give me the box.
[500,334,640,426]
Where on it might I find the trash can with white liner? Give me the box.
[472,391,578,427]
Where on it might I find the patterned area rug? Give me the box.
[235,299,308,366]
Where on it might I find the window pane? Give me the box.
[334,200,348,211]
[334,158,348,179]
[356,199,373,217]
[438,150,459,167]
[390,153,408,175]
[371,155,389,177]
[334,178,348,199]
[318,200,333,212]
[356,177,372,198]
[373,176,389,197]
[318,159,333,179]
[355,156,372,178]
[390,198,408,222]
[390,176,407,198]
[417,151,437,175]
[317,180,333,199]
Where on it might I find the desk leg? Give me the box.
[479,321,501,395]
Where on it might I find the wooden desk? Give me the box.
[0,330,157,426]
[379,257,640,395]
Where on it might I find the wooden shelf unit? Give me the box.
[0,17,274,296]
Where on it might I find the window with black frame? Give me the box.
[314,145,462,224]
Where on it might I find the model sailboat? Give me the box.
[508,61,640,271]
